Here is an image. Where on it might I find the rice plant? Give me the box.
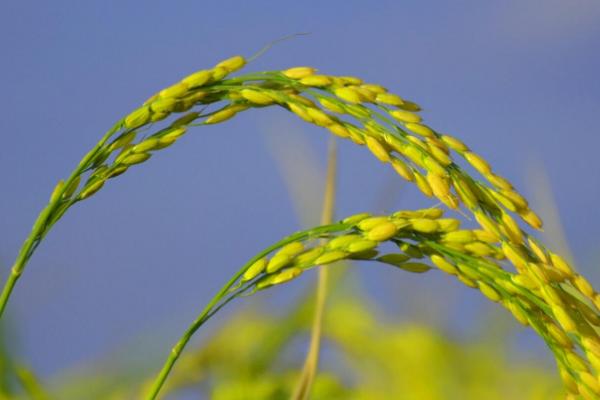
[1,53,598,399]
[18,286,560,399]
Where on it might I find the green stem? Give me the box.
[0,121,123,320]
[143,291,230,400]
[144,222,349,400]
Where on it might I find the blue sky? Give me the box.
[1,0,599,384]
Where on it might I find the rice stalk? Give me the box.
[1,53,597,399]
[291,137,337,400]
[147,206,598,398]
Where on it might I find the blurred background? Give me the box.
[0,1,599,398]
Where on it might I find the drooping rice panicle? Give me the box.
[2,54,597,399]
[147,206,598,398]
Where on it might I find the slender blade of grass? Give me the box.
[291,137,337,400]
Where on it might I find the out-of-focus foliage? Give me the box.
[4,274,561,400]
[0,327,16,399]
[0,326,50,400]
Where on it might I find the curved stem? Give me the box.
[0,121,123,319]
[143,290,232,400]
[144,221,349,400]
